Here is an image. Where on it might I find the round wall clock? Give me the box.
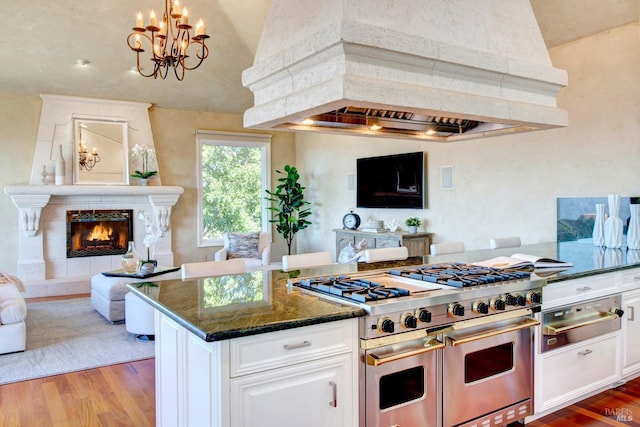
[342,210,361,230]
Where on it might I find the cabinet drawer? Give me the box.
[544,273,618,307]
[619,268,640,292]
[229,318,356,377]
[375,237,399,249]
[541,333,619,404]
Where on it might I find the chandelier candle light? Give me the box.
[78,139,100,171]
[126,0,209,80]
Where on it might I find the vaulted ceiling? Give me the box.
[1,1,637,114]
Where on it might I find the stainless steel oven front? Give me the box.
[441,310,539,427]
[361,332,444,427]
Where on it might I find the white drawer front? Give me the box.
[541,334,619,404]
[619,268,640,292]
[544,273,618,307]
[230,318,356,377]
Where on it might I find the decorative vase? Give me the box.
[604,194,623,249]
[140,262,155,275]
[592,203,605,246]
[121,241,141,273]
[627,204,640,250]
[408,225,417,234]
[55,144,65,185]
[138,178,149,186]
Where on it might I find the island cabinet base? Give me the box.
[155,312,359,427]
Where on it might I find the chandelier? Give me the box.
[126,0,209,80]
[78,140,100,171]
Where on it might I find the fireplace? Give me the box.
[67,210,133,258]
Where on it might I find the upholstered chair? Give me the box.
[214,232,271,270]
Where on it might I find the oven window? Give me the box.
[379,366,425,410]
[464,342,514,383]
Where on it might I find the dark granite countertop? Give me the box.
[127,264,366,342]
[127,240,640,343]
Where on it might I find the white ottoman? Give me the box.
[91,268,180,323]
[125,292,156,339]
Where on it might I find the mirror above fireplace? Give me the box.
[73,118,129,185]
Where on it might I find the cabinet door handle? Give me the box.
[283,340,311,350]
[576,286,592,292]
[329,381,337,407]
[628,306,635,322]
[578,349,593,356]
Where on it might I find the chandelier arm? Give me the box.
[182,42,209,71]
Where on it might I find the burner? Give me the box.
[297,276,411,302]
[389,263,531,288]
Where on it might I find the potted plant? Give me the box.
[405,217,421,234]
[131,144,157,185]
[265,165,312,255]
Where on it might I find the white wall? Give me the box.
[294,22,640,258]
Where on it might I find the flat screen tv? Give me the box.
[357,152,425,209]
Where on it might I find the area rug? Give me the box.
[0,297,154,385]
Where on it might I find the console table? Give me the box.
[333,229,433,257]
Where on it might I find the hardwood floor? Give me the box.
[0,359,155,427]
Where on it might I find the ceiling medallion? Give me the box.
[126,0,209,80]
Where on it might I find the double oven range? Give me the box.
[291,263,545,427]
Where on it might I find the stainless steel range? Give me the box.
[290,263,545,427]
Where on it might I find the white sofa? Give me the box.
[0,274,27,354]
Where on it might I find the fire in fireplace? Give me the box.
[66,210,133,258]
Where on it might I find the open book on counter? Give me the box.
[472,253,573,270]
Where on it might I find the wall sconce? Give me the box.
[78,139,101,171]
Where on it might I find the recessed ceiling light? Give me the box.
[76,58,90,67]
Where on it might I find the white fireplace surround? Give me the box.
[4,185,183,298]
[4,95,183,297]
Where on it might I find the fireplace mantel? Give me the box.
[5,185,184,236]
[4,184,184,297]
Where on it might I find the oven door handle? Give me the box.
[366,339,444,366]
[543,311,620,336]
[445,318,540,347]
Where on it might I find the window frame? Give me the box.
[196,130,271,248]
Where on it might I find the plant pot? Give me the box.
[138,178,149,186]
[408,225,417,234]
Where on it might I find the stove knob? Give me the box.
[611,308,625,318]
[448,303,465,317]
[513,293,527,306]
[491,297,506,311]
[502,293,517,306]
[417,309,432,323]
[378,317,395,334]
[473,300,489,314]
[527,290,542,304]
[402,313,418,329]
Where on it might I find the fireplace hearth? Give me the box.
[67,210,133,258]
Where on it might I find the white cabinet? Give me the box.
[228,320,358,427]
[622,289,640,377]
[230,354,353,427]
[535,333,621,414]
[154,311,358,427]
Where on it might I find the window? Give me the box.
[197,131,271,247]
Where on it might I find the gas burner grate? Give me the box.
[389,263,531,288]
[297,276,410,302]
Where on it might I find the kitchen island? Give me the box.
[128,240,640,426]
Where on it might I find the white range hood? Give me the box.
[242,0,568,142]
